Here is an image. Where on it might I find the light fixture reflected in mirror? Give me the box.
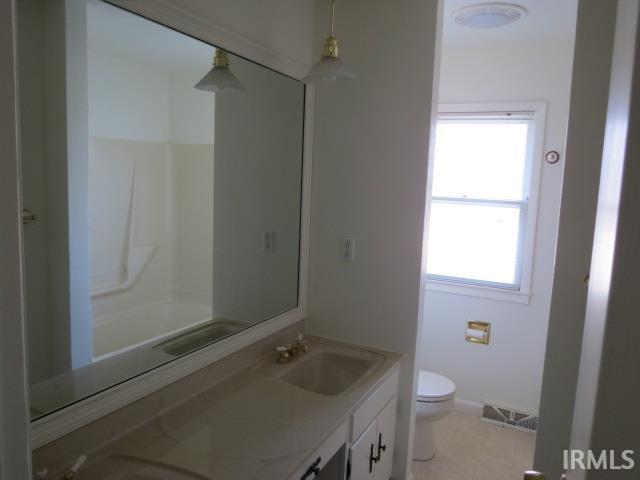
[302,0,356,85]
[195,49,246,93]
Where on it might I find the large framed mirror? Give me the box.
[18,0,306,422]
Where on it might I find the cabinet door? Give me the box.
[289,421,347,480]
[373,396,397,480]
[348,420,377,480]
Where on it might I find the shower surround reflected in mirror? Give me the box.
[18,0,304,419]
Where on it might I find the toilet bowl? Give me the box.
[413,370,455,461]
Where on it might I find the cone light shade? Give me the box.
[301,46,357,84]
[302,0,356,85]
[195,49,246,93]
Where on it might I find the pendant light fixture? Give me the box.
[195,49,246,93]
[301,0,356,85]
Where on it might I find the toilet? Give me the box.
[413,370,456,461]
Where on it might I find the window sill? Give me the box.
[425,279,532,304]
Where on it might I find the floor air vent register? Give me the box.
[481,403,538,434]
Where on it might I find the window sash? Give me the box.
[426,197,528,290]
[433,116,534,202]
[430,196,527,207]
[426,111,536,291]
[438,111,534,122]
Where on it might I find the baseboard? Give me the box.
[454,398,483,416]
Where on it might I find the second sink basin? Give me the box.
[280,350,378,396]
[76,454,209,480]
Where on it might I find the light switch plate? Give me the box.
[263,230,275,253]
[341,238,355,263]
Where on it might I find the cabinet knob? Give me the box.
[377,432,387,458]
[369,443,378,473]
[300,456,321,479]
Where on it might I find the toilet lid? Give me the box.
[417,370,455,400]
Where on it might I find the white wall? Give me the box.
[171,144,214,305]
[168,74,215,307]
[88,51,170,142]
[89,138,175,314]
[418,22,577,414]
[88,50,171,301]
[169,73,215,145]
[88,51,215,144]
[213,56,303,323]
[306,0,439,478]
[87,49,216,341]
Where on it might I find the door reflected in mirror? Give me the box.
[18,0,304,419]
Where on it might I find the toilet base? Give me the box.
[412,420,436,461]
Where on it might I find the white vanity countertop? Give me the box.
[76,336,401,480]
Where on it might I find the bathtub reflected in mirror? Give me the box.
[18,0,304,419]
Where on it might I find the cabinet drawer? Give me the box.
[289,420,348,480]
[350,367,399,442]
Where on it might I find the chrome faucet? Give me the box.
[275,334,309,363]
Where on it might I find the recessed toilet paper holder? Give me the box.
[466,320,490,345]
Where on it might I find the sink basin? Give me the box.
[78,454,208,480]
[280,351,376,396]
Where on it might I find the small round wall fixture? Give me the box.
[545,150,561,164]
[452,2,527,28]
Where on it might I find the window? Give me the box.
[426,104,544,299]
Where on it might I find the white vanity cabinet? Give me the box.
[348,396,397,480]
[347,367,399,480]
[288,367,399,480]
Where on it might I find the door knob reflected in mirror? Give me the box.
[523,471,546,480]
[22,208,37,225]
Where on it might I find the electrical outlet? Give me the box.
[341,238,355,263]
[263,230,275,253]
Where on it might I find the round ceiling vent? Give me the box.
[452,2,527,28]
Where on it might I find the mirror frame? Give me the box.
[29,0,314,448]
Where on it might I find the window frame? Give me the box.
[425,101,547,304]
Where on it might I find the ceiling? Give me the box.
[87,0,214,73]
[88,0,579,73]
[441,0,579,48]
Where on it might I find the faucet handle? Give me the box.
[63,455,87,480]
[34,468,48,480]
[297,334,310,353]
[275,345,291,363]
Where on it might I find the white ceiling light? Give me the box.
[452,3,527,28]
